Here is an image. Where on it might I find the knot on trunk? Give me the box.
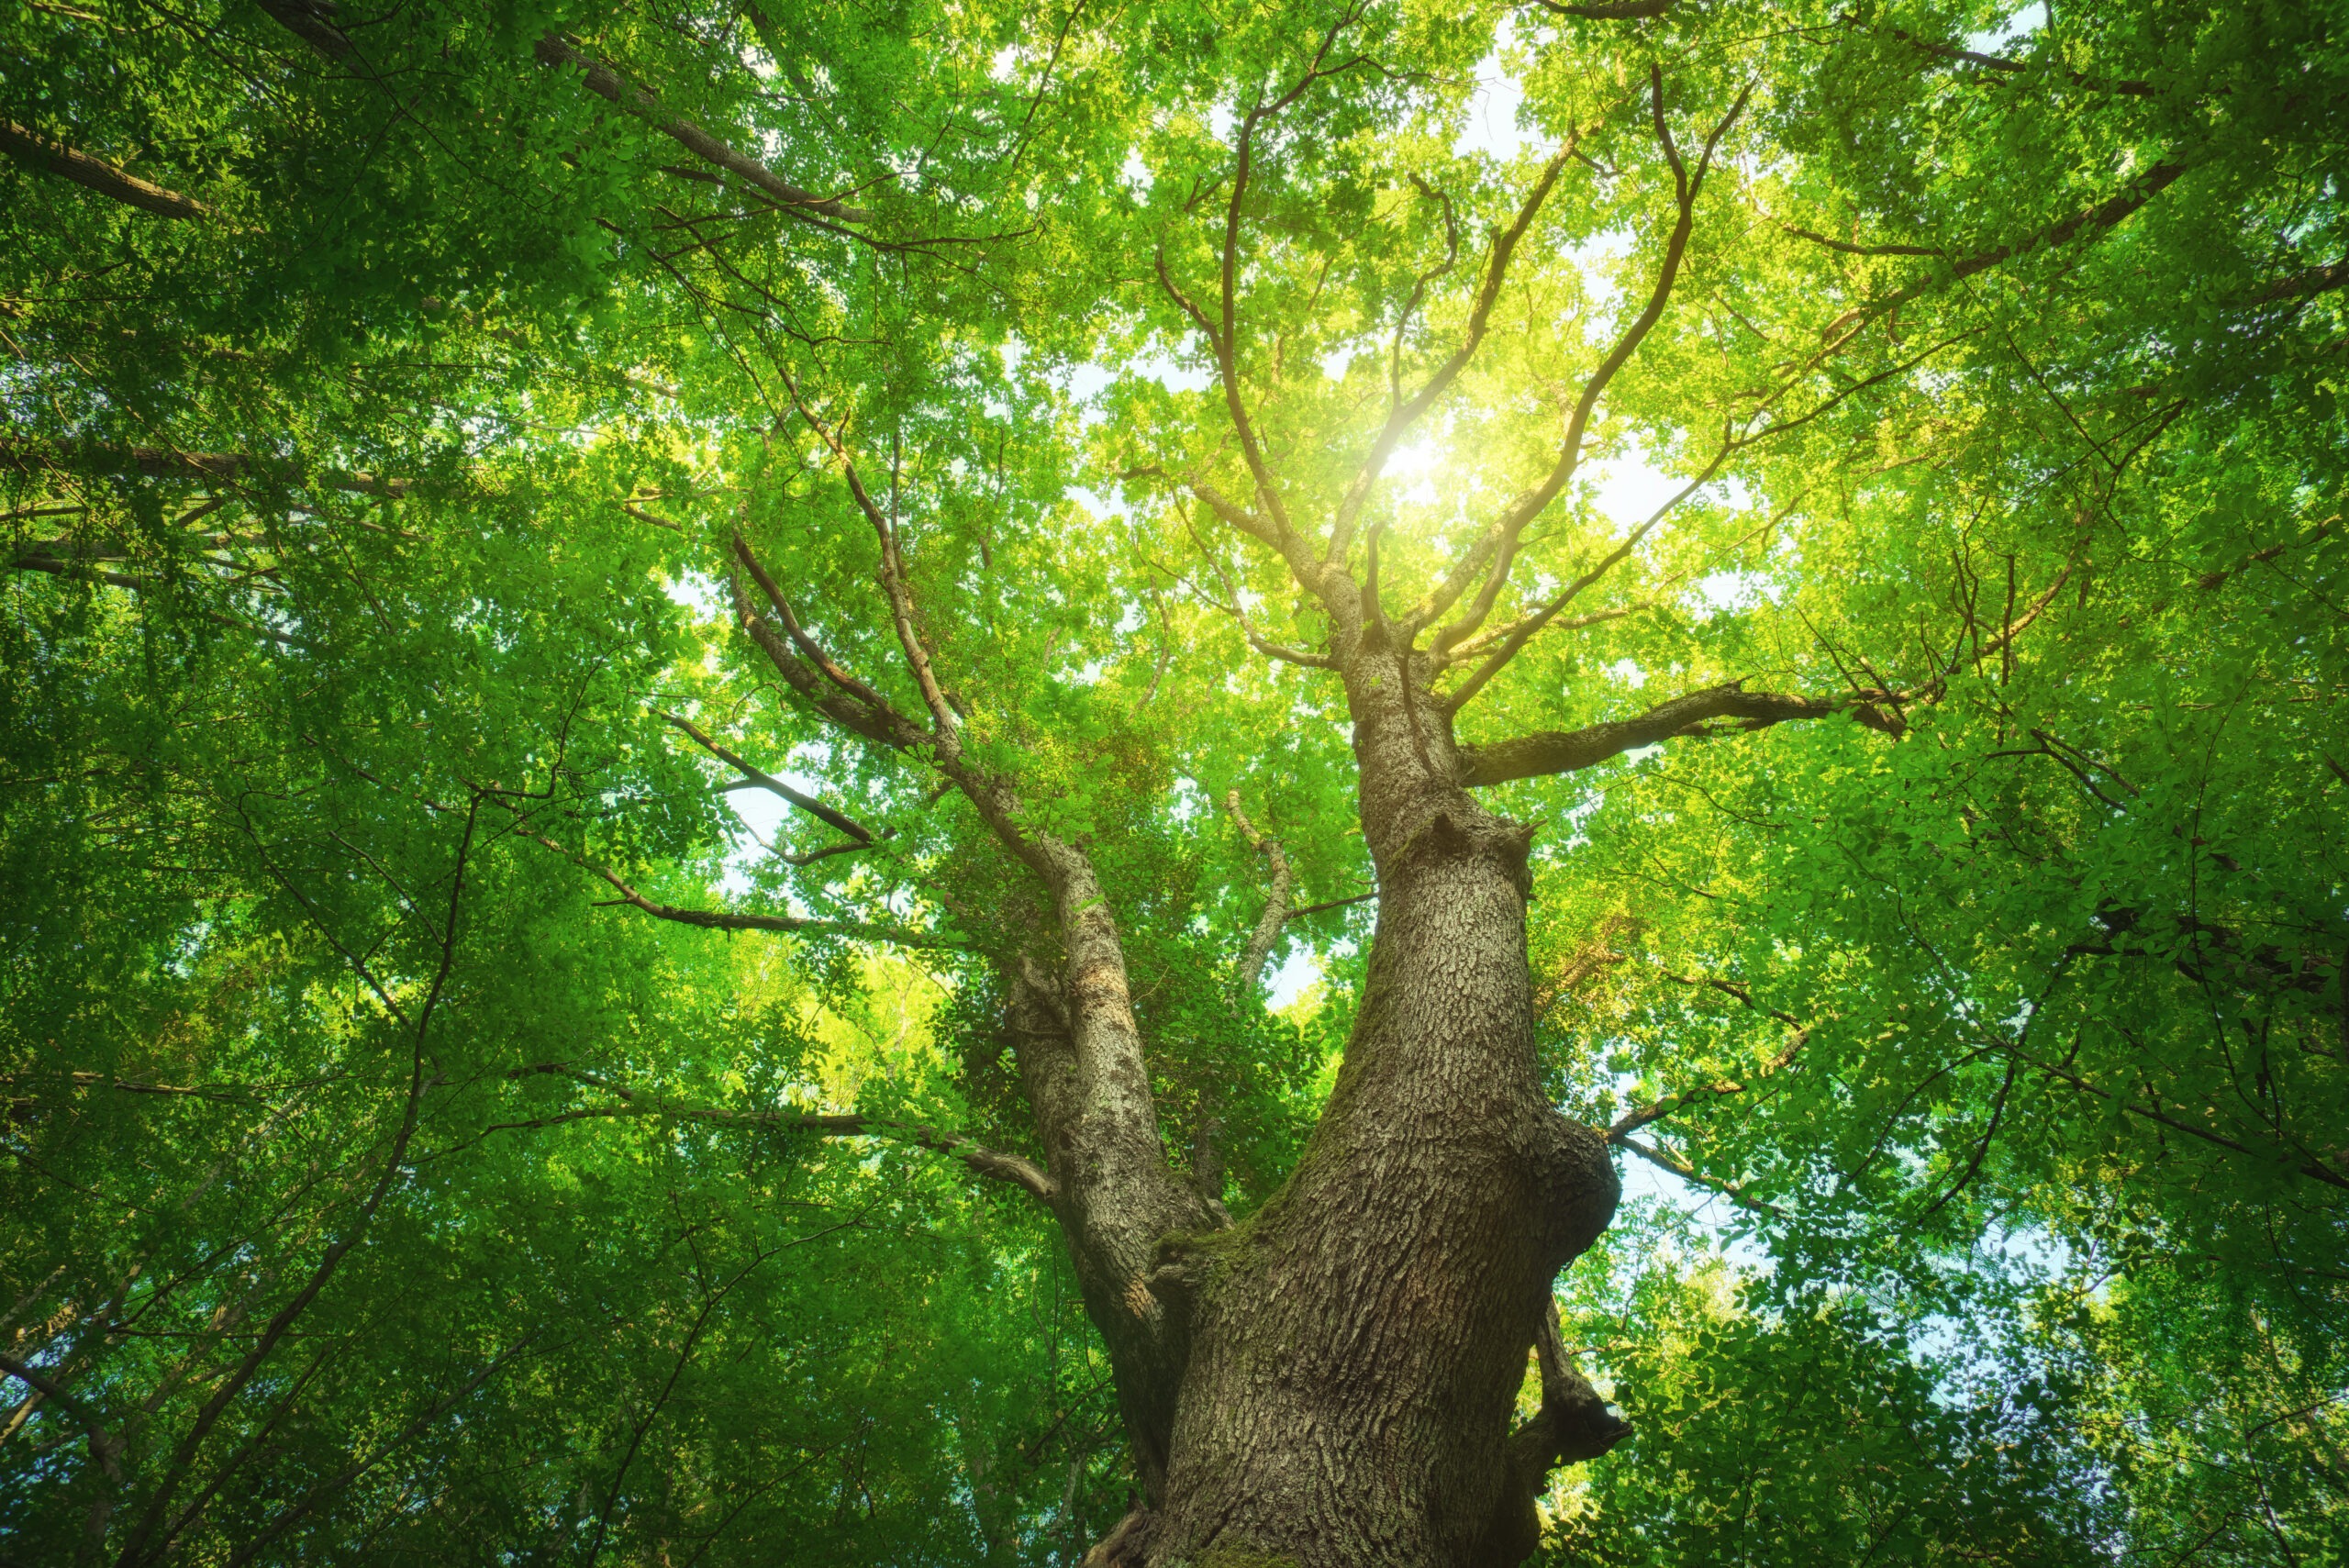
[1398,809,1538,894]
[1534,1111,1620,1261]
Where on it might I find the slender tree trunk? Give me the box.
[1071,645,1620,1568]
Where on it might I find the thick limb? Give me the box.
[1457,680,1899,788]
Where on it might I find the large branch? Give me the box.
[506,1064,1054,1201]
[1531,0,1677,17]
[729,537,928,751]
[1224,793,1294,1002]
[1458,679,1894,787]
[0,119,209,219]
[532,34,870,223]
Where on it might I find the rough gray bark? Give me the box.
[735,510,1623,1562]
[1126,640,1621,1568]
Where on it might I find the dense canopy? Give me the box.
[2,0,2343,1563]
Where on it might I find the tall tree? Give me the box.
[3,1,2342,1565]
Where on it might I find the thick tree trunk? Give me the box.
[1083,644,1621,1568]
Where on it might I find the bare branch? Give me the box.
[1197,11,1382,569]
[1778,224,1938,258]
[1286,892,1375,920]
[251,0,359,61]
[113,796,485,1565]
[0,1351,121,1477]
[1177,514,1338,668]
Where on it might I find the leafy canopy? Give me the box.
[2,0,2343,1562]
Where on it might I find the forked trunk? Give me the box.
[1085,647,1621,1568]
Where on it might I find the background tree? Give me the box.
[2,1,2342,1565]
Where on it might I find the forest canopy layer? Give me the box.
[2,0,2343,1564]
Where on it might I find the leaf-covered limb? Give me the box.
[1615,1135,1779,1216]
[0,119,209,219]
[1,439,416,496]
[547,839,965,951]
[531,35,872,223]
[662,712,876,842]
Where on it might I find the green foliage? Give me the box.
[4,0,2344,1562]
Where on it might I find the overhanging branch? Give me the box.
[505,1064,1054,1200]
[1458,680,1896,787]
[0,119,210,219]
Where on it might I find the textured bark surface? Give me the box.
[1064,646,1622,1568]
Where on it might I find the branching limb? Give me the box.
[536,835,964,951]
[1177,515,1338,669]
[1224,793,1294,1001]
[1439,439,1733,709]
[1876,23,2157,98]
[1208,10,1379,552]
[112,796,484,1568]
[1,439,413,496]
[729,535,926,749]
[0,1351,123,1479]
[1616,1134,1779,1215]
[1607,973,1809,1140]
[217,1335,538,1568]
[505,1064,1055,1201]
[1411,73,1749,648]
[776,370,963,751]
[1532,0,1677,17]
[1286,893,1375,920]
[1328,141,1581,568]
[1459,679,1898,787]
[251,0,362,61]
